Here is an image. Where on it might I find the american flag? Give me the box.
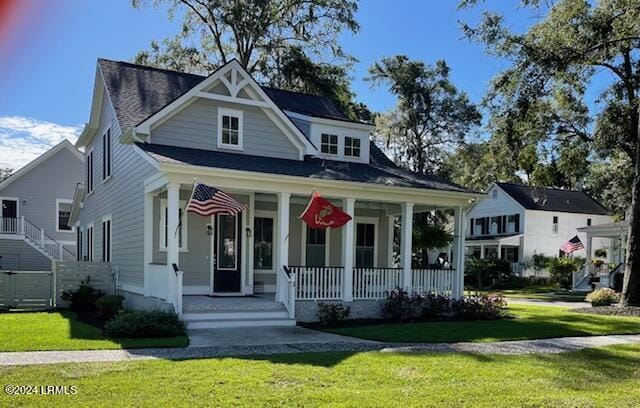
[186,183,246,216]
[561,235,584,254]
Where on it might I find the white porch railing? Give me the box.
[288,266,457,300]
[412,268,455,296]
[0,217,19,234]
[280,266,296,318]
[291,266,344,300]
[353,267,401,300]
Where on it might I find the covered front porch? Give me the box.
[465,234,524,275]
[573,222,628,290]
[141,169,475,322]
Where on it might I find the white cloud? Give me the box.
[0,116,83,170]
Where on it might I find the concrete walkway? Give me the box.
[2,333,640,366]
[508,298,591,308]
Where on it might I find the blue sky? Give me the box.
[0,0,531,169]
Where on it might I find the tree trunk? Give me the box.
[621,113,640,306]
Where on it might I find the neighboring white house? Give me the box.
[69,58,484,326]
[465,182,614,276]
[0,140,84,270]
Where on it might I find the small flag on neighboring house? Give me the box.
[561,235,585,254]
[300,191,352,229]
[186,182,246,216]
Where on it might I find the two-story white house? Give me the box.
[69,58,484,327]
[465,182,614,276]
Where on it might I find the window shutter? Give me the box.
[497,216,502,234]
[470,218,474,236]
[514,214,520,233]
[502,215,507,233]
[485,217,490,234]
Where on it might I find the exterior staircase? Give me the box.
[0,217,75,261]
[182,296,296,329]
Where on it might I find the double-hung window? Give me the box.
[344,137,361,157]
[86,224,94,261]
[217,108,243,150]
[356,223,375,268]
[102,215,112,262]
[507,215,518,233]
[56,199,73,232]
[86,150,94,194]
[102,129,112,181]
[321,133,338,155]
[305,227,326,267]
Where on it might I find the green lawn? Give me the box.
[329,304,640,343]
[466,285,590,302]
[0,311,188,352]
[1,345,639,407]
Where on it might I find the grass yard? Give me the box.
[466,285,590,302]
[0,311,188,352]
[1,345,639,407]
[329,304,640,343]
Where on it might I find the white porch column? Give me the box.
[387,215,395,267]
[342,198,355,302]
[245,192,255,295]
[143,192,153,296]
[453,206,466,299]
[480,244,485,259]
[276,192,290,302]
[497,242,502,259]
[585,232,593,274]
[166,183,180,304]
[400,202,414,291]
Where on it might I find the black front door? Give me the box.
[1,199,18,233]
[1,199,17,218]
[213,213,242,292]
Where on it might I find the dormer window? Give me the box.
[217,108,243,150]
[492,190,498,199]
[344,137,361,157]
[321,133,338,155]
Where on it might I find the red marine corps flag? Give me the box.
[300,191,352,229]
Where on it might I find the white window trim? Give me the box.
[102,214,112,262]
[159,199,189,252]
[353,216,379,268]
[55,198,74,233]
[217,107,244,151]
[86,149,94,195]
[102,128,112,183]
[86,223,94,262]
[301,224,331,267]
[344,136,362,158]
[320,133,339,156]
[254,210,277,273]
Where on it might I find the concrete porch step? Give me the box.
[185,317,297,330]
[182,295,286,313]
[183,310,290,321]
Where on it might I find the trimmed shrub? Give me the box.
[417,293,451,319]
[317,303,350,326]
[104,311,185,338]
[451,294,507,320]
[381,289,417,321]
[586,288,620,306]
[548,257,580,289]
[95,295,125,321]
[61,279,105,311]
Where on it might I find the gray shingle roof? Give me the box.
[98,58,353,132]
[496,182,609,215]
[136,142,473,193]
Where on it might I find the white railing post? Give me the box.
[40,229,45,248]
[58,243,63,260]
[20,216,25,235]
[175,270,183,317]
[342,198,355,301]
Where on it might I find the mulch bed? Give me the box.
[571,306,640,317]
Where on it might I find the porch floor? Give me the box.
[182,293,283,313]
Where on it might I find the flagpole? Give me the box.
[175,178,198,237]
